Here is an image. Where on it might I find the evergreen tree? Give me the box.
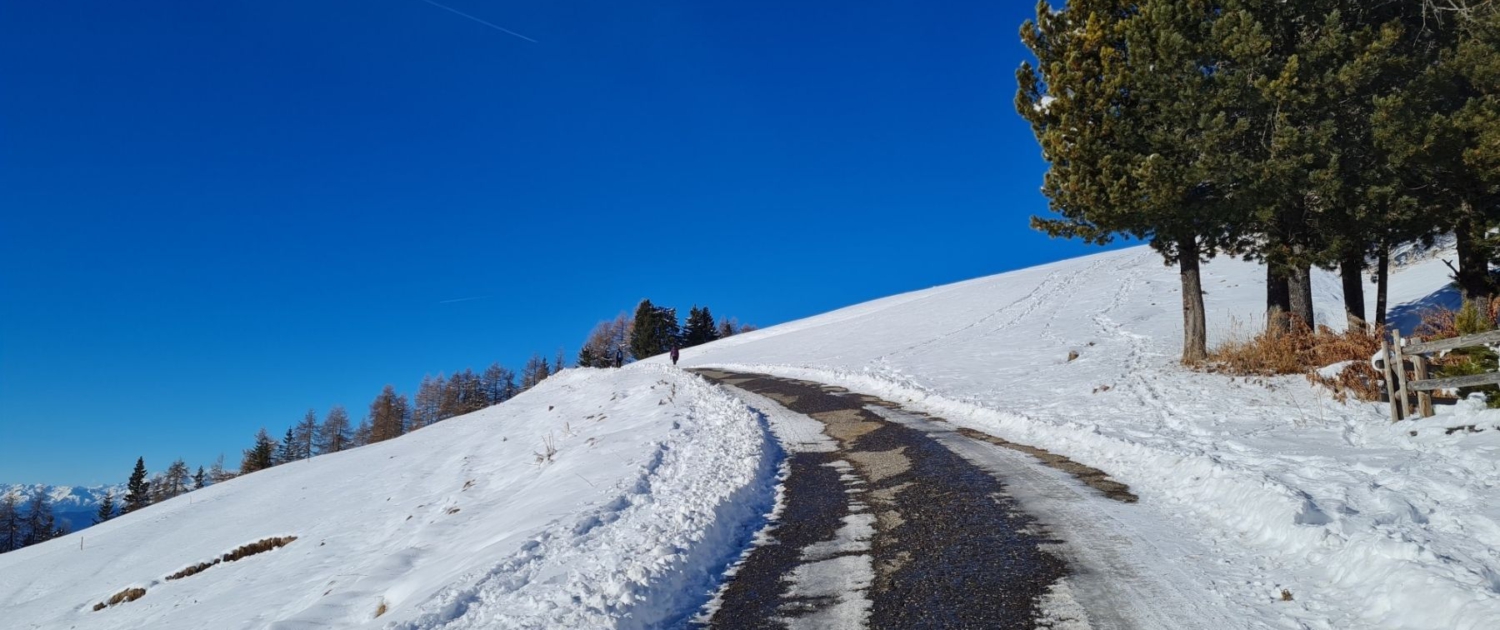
[630,299,663,360]
[1018,0,1260,362]
[0,491,22,552]
[317,405,352,454]
[22,491,55,547]
[124,457,151,514]
[93,492,117,525]
[192,466,207,490]
[294,409,319,460]
[240,429,277,474]
[683,306,719,347]
[554,349,567,375]
[577,345,598,369]
[275,427,298,465]
[717,318,739,339]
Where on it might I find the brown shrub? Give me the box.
[94,587,147,611]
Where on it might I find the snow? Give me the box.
[674,246,1500,629]
[5,242,1499,628]
[0,365,777,629]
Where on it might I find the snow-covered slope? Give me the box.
[677,246,1500,629]
[0,366,776,629]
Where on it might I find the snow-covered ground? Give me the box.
[0,365,776,630]
[5,244,1497,629]
[675,246,1500,629]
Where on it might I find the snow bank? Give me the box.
[0,365,776,629]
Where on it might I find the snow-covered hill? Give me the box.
[0,483,126,532]
[674,245,1500,629]
[0,366,776,629]
[3,245,1497,629]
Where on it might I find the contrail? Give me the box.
[418,0,538,43]
[438,296,487,304]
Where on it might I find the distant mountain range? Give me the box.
[1,483,127,533]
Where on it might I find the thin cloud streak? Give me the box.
[417,0,538,43]
[438,296,488,304]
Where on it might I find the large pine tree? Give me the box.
[22,491,55,547]
[1019,0,1263,362]
[123,457,151,514]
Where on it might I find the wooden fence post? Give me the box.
[1412,354,1435,418]
[1381,337,1401,422]
[1393,331,1412,420]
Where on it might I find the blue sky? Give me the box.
[0,0,1118,486]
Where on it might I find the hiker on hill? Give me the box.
[670,345,680,366]
[614,348,624,368]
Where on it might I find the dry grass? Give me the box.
[1207,320,1386,403]
[375,599,389,618]
[221,536,297,563]
[166,559,220,581]
[93,587,147,611]
[1208,321,1383,375]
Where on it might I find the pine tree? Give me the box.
[241,429,277,474]
[275,427,298,465]
[630,299,662,360]
[294,409,319,460]
[577,345,598,368]
[717,317,739,338]
[554,349,567,375]
[458,368,487,414]
[192,466,207,490]
[93,492,117,525]
[0,491,22,552]
[317,406,352,454]
[1018,0,1260,362]
[124,457,151,514]
[683,306,720,347]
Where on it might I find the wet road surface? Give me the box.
[692,369,1075,629]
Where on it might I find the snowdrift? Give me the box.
[0,365,776,629]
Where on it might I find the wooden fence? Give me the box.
[1383,329,1500,421]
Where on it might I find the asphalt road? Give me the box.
[691,369,1073,630]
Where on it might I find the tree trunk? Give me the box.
[1455,209,1492,305]
[1288,261,1315,330]
[1340,251,1368,331]
[1179,238,1208,363]
[1375,243,1390,331]
[1267,264,1291,335]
